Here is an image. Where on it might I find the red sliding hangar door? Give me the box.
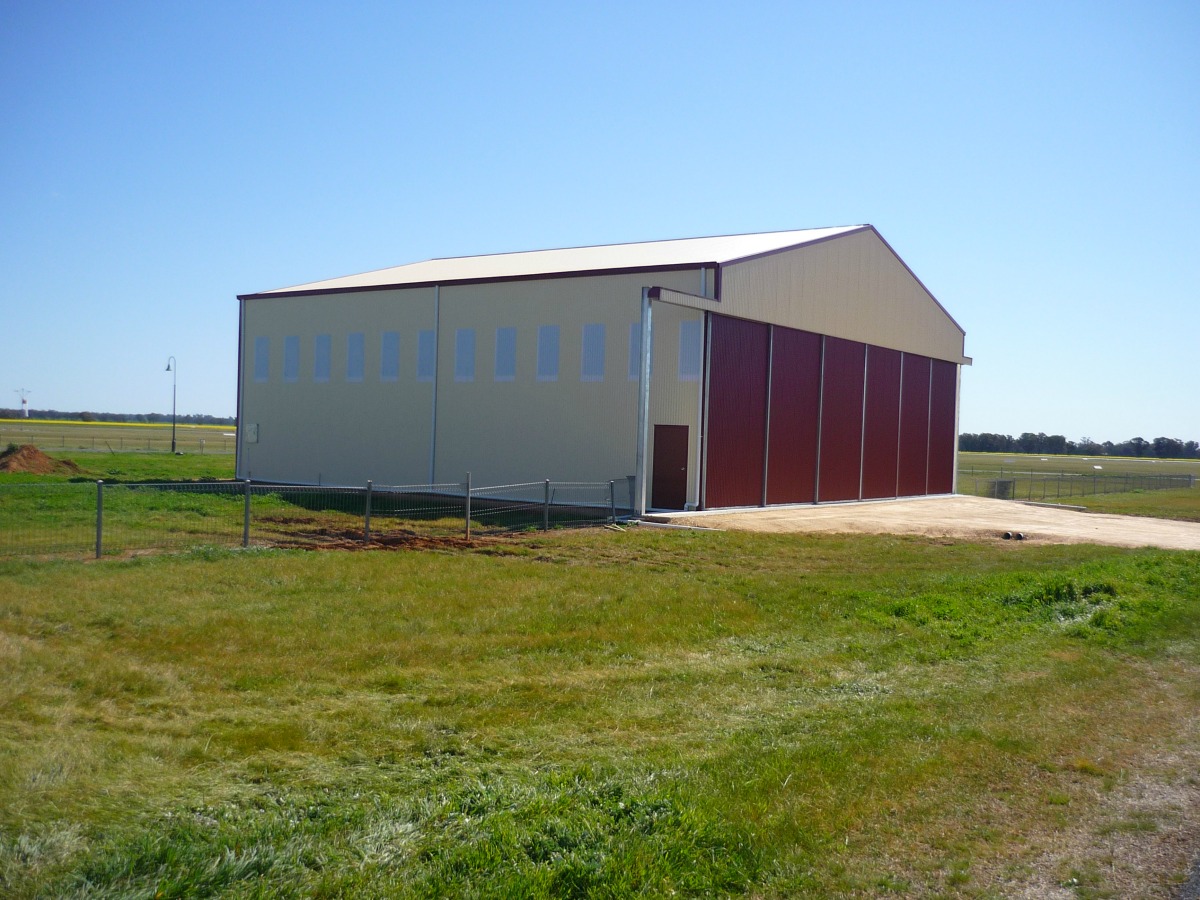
[702,314,958,509]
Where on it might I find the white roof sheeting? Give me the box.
[248,226,868,296]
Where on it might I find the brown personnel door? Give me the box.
[651,424,689,510]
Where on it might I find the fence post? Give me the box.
[242,479,252,547]
[95,480,104,559]
[364,480,373,543]
[609,480,616,524]
[543,479,551,531]
[465,472,472,540]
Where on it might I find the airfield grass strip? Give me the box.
[0,531,1198,896]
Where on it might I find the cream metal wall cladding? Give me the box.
[239,288,436,485]
[719,229,968,364]
[645,301,705,509]
[239,270,708,489]
[430,270,701,488]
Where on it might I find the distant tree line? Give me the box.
[960,432,1200,460]
[0,409,235,426]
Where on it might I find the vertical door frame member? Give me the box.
[428,285,440,484]
[235,297,247,479]
[813,335,826,502]
[923,356,933,494]
[699,310,713,510]
[951,363,962,494]
[895,352,906,498]
[857,343,869,501]
[761,325,774,507]
[634,287,654,516]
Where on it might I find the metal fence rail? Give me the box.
[0,476,626,560]
[467,480,619,535]
[0,429,234,455]
[960,472,1195,501]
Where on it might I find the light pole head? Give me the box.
[165,359,173,372]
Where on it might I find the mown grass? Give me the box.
[0,419,235,459]
[1052,487,1200,522]
[959,451,1200,480]
[0,448,235,484]
[1,529,1198,897]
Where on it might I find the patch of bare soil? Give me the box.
[263,524,494,552]
[658,495,1200,551]
[995,701,1200,899]
[0,443,81,475]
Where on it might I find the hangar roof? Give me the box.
[243,225,868,298]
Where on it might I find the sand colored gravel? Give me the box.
[653,495,1200,551]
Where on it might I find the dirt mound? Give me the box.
[0,444,81,475]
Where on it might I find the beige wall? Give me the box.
[656,230,967,364]
[646,301,705,508]
[239,269,705,493]
[239,288,436,485]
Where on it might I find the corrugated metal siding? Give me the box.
[718,229,968,364]
[897,353,932,497]
[765,326,822,504]
[647,302,706,508]
[240,288,437,485]
[817,336,866,502]
[704,314,769,508]
[927,359,958,494]
[861,345,902,499]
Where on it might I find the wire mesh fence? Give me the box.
[467,480,620,535]
[0,483,98,557]
[959,472,1195,502]
[0,476,626,560]
[0,426,235,455]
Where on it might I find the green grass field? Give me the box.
[2,427,1200,894]
[959,451,1200,480]
[0,419,235,459]
[958,451,1200,521]
[2,530,1198,897]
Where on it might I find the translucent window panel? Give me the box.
[254,337,269,383]
[537,325,559,382]
[679,320,702,382]
[346,332,365,383]
[494,327,516,382]
[283,336,299,383]
[581,323,605,382]
[380,331,400,382]
[417,329,436,382]
[314,334,331,383]
[454,328,476,382]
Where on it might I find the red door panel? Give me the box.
[652,424,689,509]
[897,353,931,496]
[766,327,822,504]
[861,345,902,499]
[704,315,769,508]
[817,336,866,502]
[927,360,957,494]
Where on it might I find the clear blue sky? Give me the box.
[2,1,1196,443]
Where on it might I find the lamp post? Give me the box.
[165,356,177,453]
